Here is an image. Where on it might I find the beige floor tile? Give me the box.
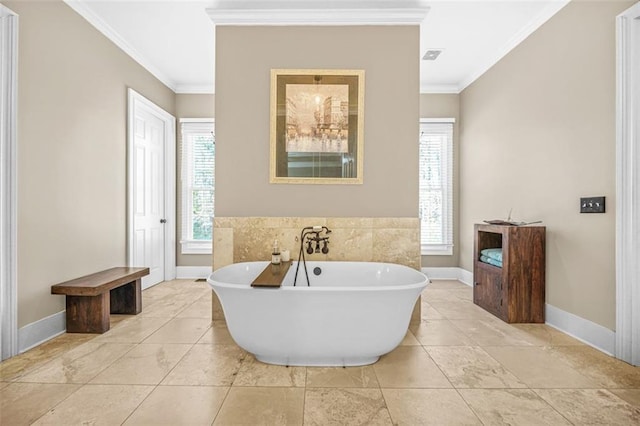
[547,345,640,388]
[450,319,533,346]
[141,293,202,318]
[306,366,379,388]
[141,285,176,306]
[420,302,445,320]
[0,333,94,381]
[90,343,191,385]
[18,342,134,384]
[197,321,237,345]
[427,300,497,321]
[109,314,134,328]
[383,388,481,425]
[176,293,213,319]
[162,279,210,290]
[610,389,640,407]
[410,320,476,346]
[449,288,473,301]
[32,384,153,426]
[304,388,392,426]
[143,317,211,344]
[124,385,228,425]
[426,280,470,290]
[426,346,526,389]
[511,323,584,346]
[399,329,420,346]
[422,289,464,303]
[162,344,245,386]
[534,388,640,425]
[459,389,572,425]
[233,355,306,387]
[373,346,451,388]
[91,316,171,343]
[9,278,640,426]
[483,346,598,388]
[0,383,81,425]
[214,387,304,425]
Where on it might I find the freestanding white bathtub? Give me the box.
[207,261,428,367]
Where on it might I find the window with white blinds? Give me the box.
[419,120,454,255]
[180,119,214,254]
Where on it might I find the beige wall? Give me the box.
[175,94,215,267]
[215,25,420,218]
[419,94,460,267]
[176,93,214,118]
[459,0,633,330]
[8,0,175,327]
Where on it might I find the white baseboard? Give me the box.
[458,269,473,286]
[545,304,616,356]
[18,310,66,353]
[421,267,473,286]
[176,266,212,279]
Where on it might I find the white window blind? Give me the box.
[180,119,214,254]
[419,120,453,255]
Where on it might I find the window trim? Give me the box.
[180,118,214,255]
[419,118,454,256]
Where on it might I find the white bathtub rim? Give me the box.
[208,260,429,292]
[209,280,428,292]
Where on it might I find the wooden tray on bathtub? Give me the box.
[251,261,292,288]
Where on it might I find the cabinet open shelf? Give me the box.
[473,223,546,323]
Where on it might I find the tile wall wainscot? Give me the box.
[211,217,422,322]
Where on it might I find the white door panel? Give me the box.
[130,93,171,289]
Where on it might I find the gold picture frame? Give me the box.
[270,69,364,184]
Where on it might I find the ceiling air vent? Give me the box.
[422,49,443,61]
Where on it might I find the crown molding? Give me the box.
[63,0,177,92]
[206,5,429,26]
[458,0,570,93]
[420,84,461,94]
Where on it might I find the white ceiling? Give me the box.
[64,0,569,94]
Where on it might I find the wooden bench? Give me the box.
[51,267,150,333]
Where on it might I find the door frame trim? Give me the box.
[126,88,176,285]
[0,5,18,360]
[615,2,640,366]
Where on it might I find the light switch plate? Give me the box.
[580,196,606,213]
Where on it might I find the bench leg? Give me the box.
[110,278,142,315]
[66,293,110,333]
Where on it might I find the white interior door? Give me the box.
[128,90,175,289]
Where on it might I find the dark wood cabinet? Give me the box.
[473,223,546,323]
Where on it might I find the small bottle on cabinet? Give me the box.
[271,239,281,265]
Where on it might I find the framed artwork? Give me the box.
[270,69,364,184]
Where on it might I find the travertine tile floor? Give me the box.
[1,279,640,425]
